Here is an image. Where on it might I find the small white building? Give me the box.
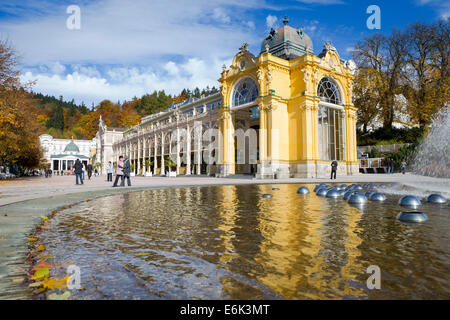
[39,134,96,172]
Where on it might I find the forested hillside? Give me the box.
[31,86,218,140]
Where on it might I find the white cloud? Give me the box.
[246,21,256,29]
[266,14,278,28]
[213,7,231,24]
[21,57,230,105]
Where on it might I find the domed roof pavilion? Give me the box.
[260,16,314,60]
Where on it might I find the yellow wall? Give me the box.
[218,46,357,177]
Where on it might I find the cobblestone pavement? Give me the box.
[0,173,449,299]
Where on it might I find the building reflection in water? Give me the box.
[43,184,450,299]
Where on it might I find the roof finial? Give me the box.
[283,16,289,25]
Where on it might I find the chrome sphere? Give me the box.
[297,187,310,194]
[340,184,347,189]
[314,184,325,192]
[272,188,280,190]
[354,185,363,190]
[343,191,354,200]
[367,184,376,189]
[370,193,387,201]
[326,188,341,198]
[316,188,329,197]
[262,194,273,198]
[338,189,347,196]
[397,212,429,223]
[399,195,421,208]
[365,191,375,198]
[427,194,447,204]
[348,193,368,204]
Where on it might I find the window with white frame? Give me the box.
[317,77,345,161]
[232,77,258,107]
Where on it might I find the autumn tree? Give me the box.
[0,40,43,169]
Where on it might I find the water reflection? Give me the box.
[41,184,450,299]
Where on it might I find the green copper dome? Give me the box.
[64,141,80,153]
[260,16,314,60]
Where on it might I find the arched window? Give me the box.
[317,77,342,105]
[232,77,258,107]
[317,77,345,161]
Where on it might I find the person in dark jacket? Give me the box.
[331,160,338,179]
[121,156,132,187]
[87,163,93,180]
[74,159,83,185]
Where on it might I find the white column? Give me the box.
[161,132,165,175]
[154,134,158,175]
[176,128,181,175]
[186,125,191,175]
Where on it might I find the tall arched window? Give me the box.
[317,77,345,161]
[317,77,342,105]
[232,77,258,107]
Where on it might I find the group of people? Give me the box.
[112,156,131,187]
[73,156,132,187]
[73,160,99,184]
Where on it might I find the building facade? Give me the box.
[39,134,95,171]
[93,116,126,174]
[111,18,359,178]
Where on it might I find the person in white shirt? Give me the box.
[106,161,113,182]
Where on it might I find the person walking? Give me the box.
[82,163,86,180]
[74,159,84,185]
[401,159,407,175]
[113,156,124,187]
[87,163,93,180]
[390,158,395,174]
[106,161,113,182]
[330,160,338,180]
[121,156,132,187]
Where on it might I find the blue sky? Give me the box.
[0,0,447,106]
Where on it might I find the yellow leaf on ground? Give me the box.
[48,291,71,300]
[11,278,24,283]
[28,237,37,242]
[43,275,70,290]
[29,282,42,288]
[37,244,45,252]
[33,267,49,280]
[134,252,150,257]
[41,216,48,221]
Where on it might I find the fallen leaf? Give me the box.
[28,237,37,242]
[41,216,48,221]
[37,244,45,252]
[48,291,71,300]
[33,267,49,280]
[134,252,150,257]
[31,261,53,272]
[11,278,24,283]
[40,255,54,261]
[29,282,42,288]
[44,275,70,290]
